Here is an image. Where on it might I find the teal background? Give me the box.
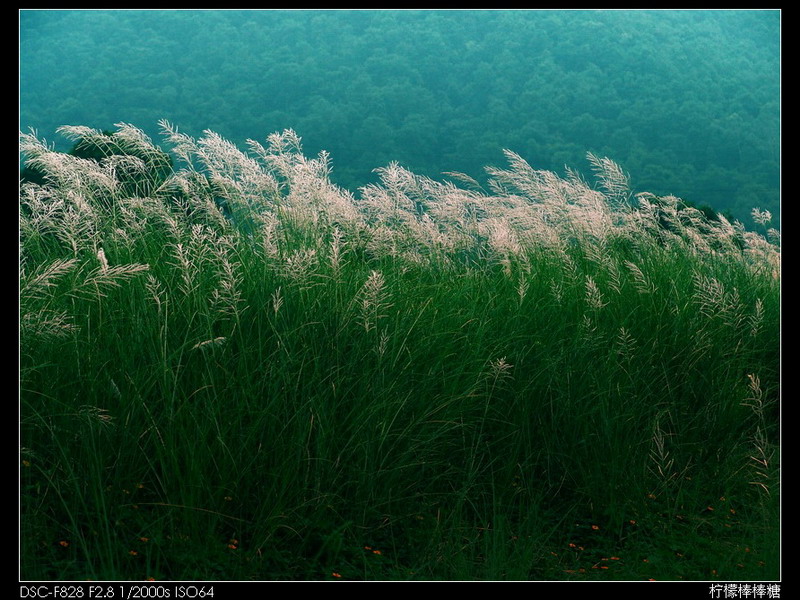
[20,9,780,225]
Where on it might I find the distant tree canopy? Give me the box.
[20,9,780,227]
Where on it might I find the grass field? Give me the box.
[19,123,780,581]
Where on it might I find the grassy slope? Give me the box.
[19,124,780,581]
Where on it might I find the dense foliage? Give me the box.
[19,123,779,581]
[20,9,780,226]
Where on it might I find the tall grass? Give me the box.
[19,123,780,581]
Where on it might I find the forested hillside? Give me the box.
[20,9,780,226]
